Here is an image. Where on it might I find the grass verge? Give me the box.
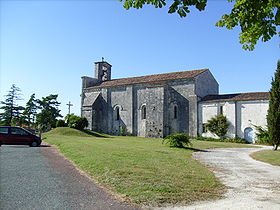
[43,127,256,206]
[251,149,280,166]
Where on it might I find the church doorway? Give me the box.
[244,127,254,143]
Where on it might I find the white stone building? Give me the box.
[198,93,269,143]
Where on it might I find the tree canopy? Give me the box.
[120,0,280,50]
[36,94,62,131]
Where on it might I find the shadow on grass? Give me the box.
[83,130,109,138]
[184,147,208,152]
[166,145,208,152]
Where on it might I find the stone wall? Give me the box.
[237,100,268,141]
[164,79,194,136]
[195,70,219,98]
[198,100,269,142]
[144,86,165,138]
[109,85,133,135]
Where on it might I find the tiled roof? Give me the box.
[86,69,208,89]
[201,92,269,102]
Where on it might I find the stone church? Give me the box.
[81,61,268,141]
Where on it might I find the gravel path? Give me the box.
[163,146,280,210]
[0,145,140,210]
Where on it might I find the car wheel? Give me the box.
[30,141,39,147]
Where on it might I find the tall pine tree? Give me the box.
[267,60,280,150]
[22,93,38,128]
[0,84,23,126]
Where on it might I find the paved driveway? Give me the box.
[167,146,280,210]
[0,145,140,210]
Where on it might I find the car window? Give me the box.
[10,128,29,136]
[0,127,9,134]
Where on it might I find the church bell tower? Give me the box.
[95,59,112,82]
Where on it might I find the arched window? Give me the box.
[116,107,120,121]
[174,105,178,119]
[141,105,146,120]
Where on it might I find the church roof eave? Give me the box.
[83,68,209,89]
[200,92,269,103]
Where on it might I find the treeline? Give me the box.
[0,84,88,132]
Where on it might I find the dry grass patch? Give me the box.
[251,149,280,166]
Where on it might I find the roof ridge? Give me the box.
[206,91,269,96]
[107,68,209,82]
[202,92,269,102]
[86,68,209,89]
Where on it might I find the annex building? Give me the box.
[81,61,268,142]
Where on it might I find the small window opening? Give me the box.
[174,106,178,119]
[220,105,223,115]
[142,105,146,120]
[116,107,120,121]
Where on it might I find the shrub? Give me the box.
[254,125,270,144]
[119,126,127,136]
[65,114,88,130]
[206,115,229,139]
[75,117,88,130]
[56,119,67,127]
[163,133,191,148]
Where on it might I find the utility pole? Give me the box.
[66,101,73,116]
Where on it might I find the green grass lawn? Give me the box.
[43,127,256,206]
[251,149,280,166]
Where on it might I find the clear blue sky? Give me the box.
[0,0,279,117]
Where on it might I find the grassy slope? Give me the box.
[43,128,255,206]
[251,149,280,166]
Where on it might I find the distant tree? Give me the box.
[0,84,24,126]
[206,114,229,139]
[267,60,280,150]
[22,93,38,128]
[120,0,280,50]
[36,94,62,132]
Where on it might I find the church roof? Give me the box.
[201,92,269,102]
[83,92,100,106]
[87,68,208,89]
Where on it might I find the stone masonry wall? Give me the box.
[195,70,219,98]
[108,85,133,135]
[165,79,197,137]
[164,80,194,136]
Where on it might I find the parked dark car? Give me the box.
[0,126,41,147]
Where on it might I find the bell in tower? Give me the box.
[95,58,112,82]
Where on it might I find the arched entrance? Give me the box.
[244,127,254,143]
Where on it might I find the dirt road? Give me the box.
[167,146,280,210]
